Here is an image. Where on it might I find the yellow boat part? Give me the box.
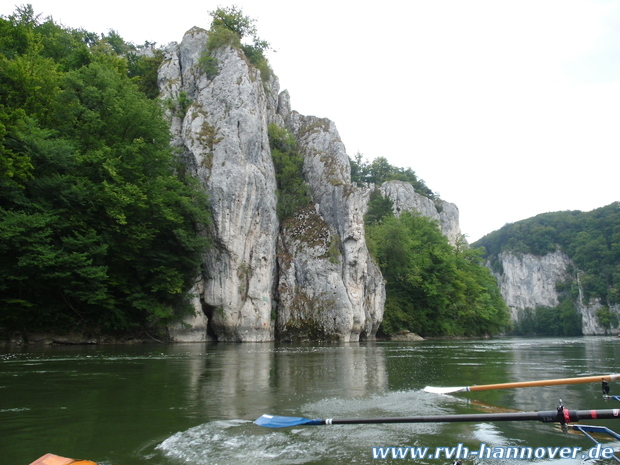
[29,453,97,465]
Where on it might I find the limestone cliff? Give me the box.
[493,251,571,321]
[159,28,279,341]
[159,28,385,341]
[158,26,470,341]
[492,251,620,335]
[274,104,385,341]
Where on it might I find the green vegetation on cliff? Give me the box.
[200,6,272,82]
[0,6,210,338]
[268,123,312,220]
[350,153,436,199]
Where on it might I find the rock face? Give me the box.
[159,28,278,341]
[492,251,620,335]
[274,106,385,341]
[380,181,461,245]
[493,251,571,321]
[160,28,386,341]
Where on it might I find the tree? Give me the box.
[349,154,436,199]
[203,6,272,81]
[364,190,394,225]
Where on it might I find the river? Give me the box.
[2,336,619,464]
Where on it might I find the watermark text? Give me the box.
[372,443,616,460]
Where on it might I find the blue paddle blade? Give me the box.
[254,414,324,428]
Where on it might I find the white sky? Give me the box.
[3,0,619,242]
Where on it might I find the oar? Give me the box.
[424,374,620,394]
[255,408,620,428]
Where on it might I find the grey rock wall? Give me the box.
[160,28,385,341]
[160,29,278,341]
[275,99,385,341]
[493,251,620,335]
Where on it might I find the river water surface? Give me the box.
[2,336,620,464]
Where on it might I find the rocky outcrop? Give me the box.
[159,28,279,341]
[389,331,425,341]
[274,102,385,341]
[575,276,620,336]
[380,181,461,245]
[157,26,474,342]
[492,251,620,335]
[160,28,385,342]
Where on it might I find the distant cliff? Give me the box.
[160,28,461,342]
[474,204,620,336]
[491,251,618,335]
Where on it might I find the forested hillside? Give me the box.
[0,6,210,339]
[473,202,620,335]
[474,203,620,306]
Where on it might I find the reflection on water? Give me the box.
[2,337,620,464]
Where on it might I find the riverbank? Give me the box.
[2,331,167,346]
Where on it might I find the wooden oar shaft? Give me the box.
[468,374,620,392]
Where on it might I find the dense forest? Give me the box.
[473,202,620,336]
[0,6,210,339]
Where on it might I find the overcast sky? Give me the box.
[3,1,619,242]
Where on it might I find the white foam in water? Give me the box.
[155,390,453,464]
[156,420,317,464]
[154,387,612,465]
